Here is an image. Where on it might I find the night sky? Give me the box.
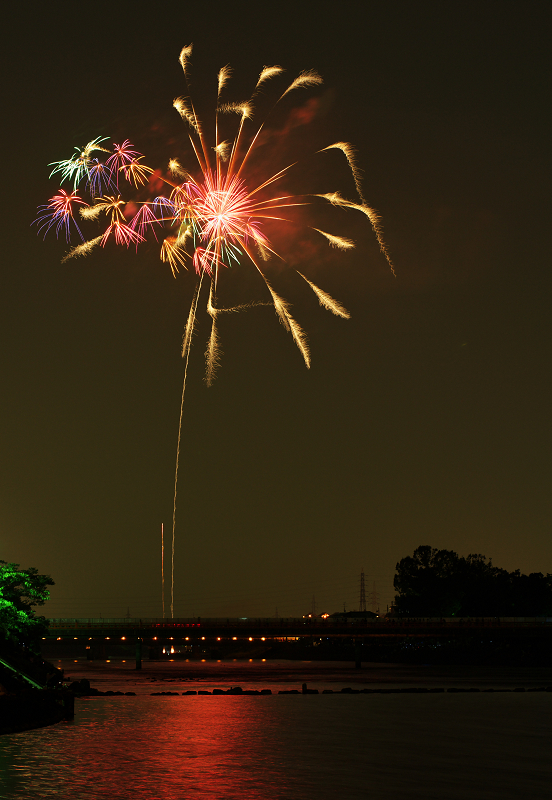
[1,2,550,618]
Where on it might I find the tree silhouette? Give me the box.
[394,546,552,617]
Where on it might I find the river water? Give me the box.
[1,692,551,799]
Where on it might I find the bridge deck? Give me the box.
[45,617,552,640]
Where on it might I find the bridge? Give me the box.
[43,616,552,666]
[45,616,552,642]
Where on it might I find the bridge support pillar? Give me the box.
[136,637,142,670]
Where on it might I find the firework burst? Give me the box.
[35,46,393,379]
[34,46,394,616]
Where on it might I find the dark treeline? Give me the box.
[394,546,552,617]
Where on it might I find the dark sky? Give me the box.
[1,1,550,618]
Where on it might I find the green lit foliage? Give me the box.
[0,561,54,649]
[393,546,552,617]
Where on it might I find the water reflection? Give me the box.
[1,695,551,799]
[1,698,292,799]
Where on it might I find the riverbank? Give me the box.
[55,658,552,695]
[0,690,73,735]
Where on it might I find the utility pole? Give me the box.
[311,595,317,616]
[359,568,366,612]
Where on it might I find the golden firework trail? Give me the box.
[161,522,165,619]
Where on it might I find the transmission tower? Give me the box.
[368,580,380,614]
[359,568,366,612]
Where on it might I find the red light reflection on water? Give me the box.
[3,693,552,799]
[63,697,291,799]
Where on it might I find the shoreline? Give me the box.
[56,658,552,695]
[0,690,73,736]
